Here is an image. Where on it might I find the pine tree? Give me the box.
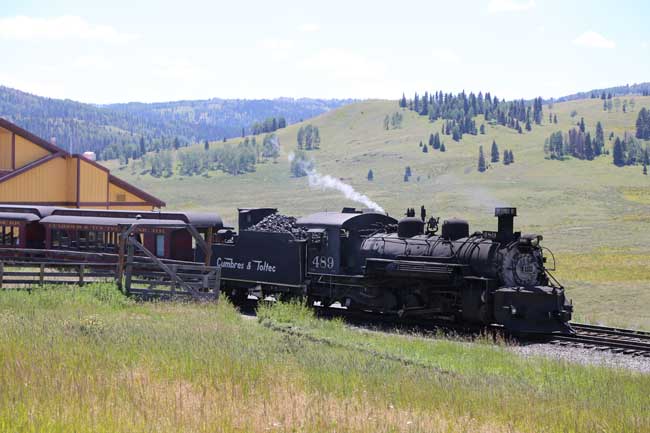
[384,115,390,130]
[173,137,180,150]
[297,126,304,149]
[429,133,434,146]
[491,140,499,163]
[579,117,585,133]
[440,143,446,152]
[644,163,648,176]
[477,146,486,172]
[241,128,245,138]
[613,138,624,166]
[367,169,374,181]
[204,140,209,151]
[400,93,407,108]
[422,144,428,153]
[585,133,594,160]
[553,114,558,124]
[139,137,146,157]
[509,150,514,164]
[479,124,485,134]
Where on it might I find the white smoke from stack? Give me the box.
[289,152,385,213]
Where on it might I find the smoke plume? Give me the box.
[289,152,385,213]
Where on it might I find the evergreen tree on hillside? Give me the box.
[139,137,146,157]
[297,126,305,149]
[422,144,428,153]
[553,114,558,124]
[384,115,390,130]
[440,143,446,152]
[480,124,485,134]
[491,140,499,163]
[613,138,625,166]
[204,140,209,151]
[400,93,407,108]
[173,137,180,150]
[367,169,374,181]
[432,133,441,149]
[585,133,594,160]
[477,146,486,172]
[636,108,650,139]
[429,133,434,146]
[579,117,586,133]
[595,121,604,156]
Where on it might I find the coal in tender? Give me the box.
[247,214,306,237]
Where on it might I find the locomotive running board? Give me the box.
[365,258,467,281]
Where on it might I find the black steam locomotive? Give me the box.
[208,206,573,334]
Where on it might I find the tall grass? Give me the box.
[1,286,648,432]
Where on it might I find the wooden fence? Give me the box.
[0,247,220,301]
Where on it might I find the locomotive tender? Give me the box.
[210,206,573,334]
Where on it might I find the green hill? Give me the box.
[0,85,351,156]
[106,96,650,329]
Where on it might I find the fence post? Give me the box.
[124,240,134,295]
[39,264,45,286]
[0,262,3,290]
[79,264,85,286]
[171,264,178,292]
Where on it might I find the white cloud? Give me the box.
[488,0,535,13]
[572,31,616,49]
[0,15,138,43]
[299,23,320,33]
[431,48,460,64]
[257,38,296,61]
[298,48,385,80]
[72,55,112,70]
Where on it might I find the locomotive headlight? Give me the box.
[530,238,539,247]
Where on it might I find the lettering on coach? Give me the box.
[216,257,277,273]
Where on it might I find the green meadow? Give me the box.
[1,285,648,433]
[105,96,650,329]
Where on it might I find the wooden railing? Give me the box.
[0,247,220,300]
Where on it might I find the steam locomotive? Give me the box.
[0,203,572,334]
[208,206,573,334]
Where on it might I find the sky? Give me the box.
[1,0,648,104]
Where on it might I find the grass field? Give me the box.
[104,96,650,329]
[0,285,648,433]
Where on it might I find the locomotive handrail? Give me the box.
[542,246,557,271]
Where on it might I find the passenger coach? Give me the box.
[0,205,223,261]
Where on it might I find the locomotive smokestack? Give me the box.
[495,207,517,242]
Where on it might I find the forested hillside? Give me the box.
[0,85,351,159]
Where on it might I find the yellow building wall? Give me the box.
[0,157,68,202]
[79,159,108,205]
[109,205,153,211]
[0,128,12,170]
[108,182,144,203]
[14,135,51,168]
[66,157,78,203]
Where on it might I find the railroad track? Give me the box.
[546,323,650,357]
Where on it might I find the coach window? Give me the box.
[155,234,165,257]
[0,225,19,246]
[52,230,72,249]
